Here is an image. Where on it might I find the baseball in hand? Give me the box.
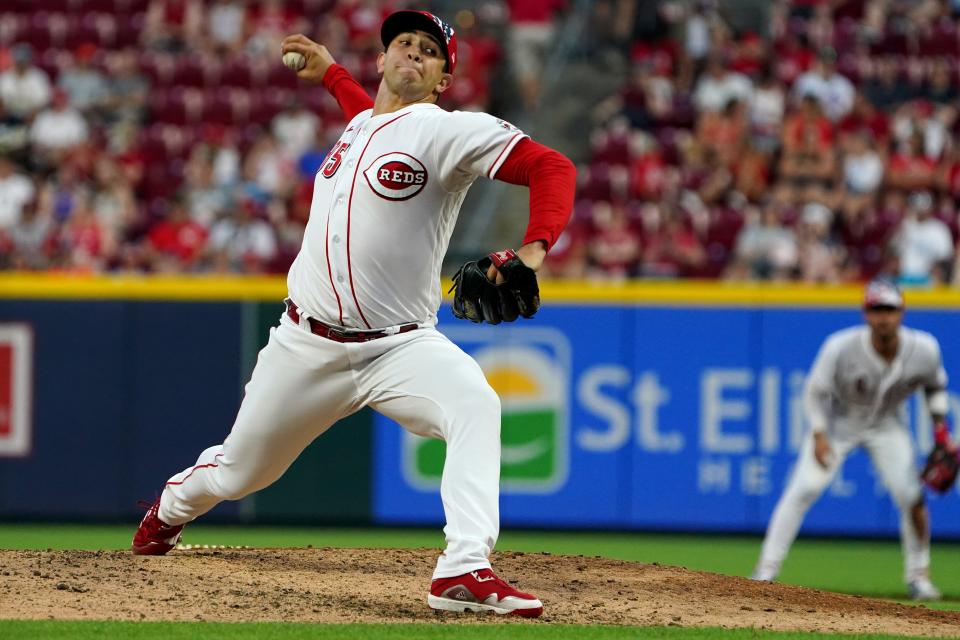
[282,52,306,71]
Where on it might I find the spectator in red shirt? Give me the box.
[586,200,641,279]
[640,206,707,278]
[148,197,208,270]
[696,97,746,169]
[55,199,105,272]
[887,133,937,192]
[141,0,205,53]
[779,95,836,193]
[246,0,307,56]
[629,134,668,200]
[730,32,765,78]
[335,0,392,52]
[938,144,960,201]
[838,91,890,144]
[774,32,814,87]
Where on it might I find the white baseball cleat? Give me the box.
[907,577,941,601]
[428,568,544,617]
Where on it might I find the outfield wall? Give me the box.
[0,276,958,538]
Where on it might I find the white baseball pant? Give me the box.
[755,427,929,583]
[157,313,501,579]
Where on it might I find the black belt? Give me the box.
[285,300,418,343]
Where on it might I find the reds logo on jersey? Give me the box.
[363,153,428,201]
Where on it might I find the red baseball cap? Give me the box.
[380,10,457,74]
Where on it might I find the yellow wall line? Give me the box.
[0,275,958,308]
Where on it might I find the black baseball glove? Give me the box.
[450,249,540,325]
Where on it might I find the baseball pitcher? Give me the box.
[132,10,577,619]
[752,278,957,600]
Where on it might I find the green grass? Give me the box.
[0,621,945,640]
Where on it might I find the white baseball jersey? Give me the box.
[804,325,948,435]
[287,103,527,330]
[756,324,947,584]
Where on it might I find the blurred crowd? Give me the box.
[544,0,960,286]
[0,0,513,273]
[3,0,960,285]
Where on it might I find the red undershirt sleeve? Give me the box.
[494,138,577,251]
[321,64,375,121]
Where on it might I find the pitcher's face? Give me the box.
[378,31,451,102]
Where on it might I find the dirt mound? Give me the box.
[0,548,958,635]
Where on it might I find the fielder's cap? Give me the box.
[381,10,457,74]
[863,278,904,310]
[802,202,832,226]
[819,46,838,63]
[12,43,33,63]
[908,190,933,212]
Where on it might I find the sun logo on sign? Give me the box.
[363,153,428,201]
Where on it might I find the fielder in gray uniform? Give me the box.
[752,278,952,600]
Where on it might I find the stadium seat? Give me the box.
[139,51,175,85]
[264,89,296,120]
[872,30,910,56]
[114,13,145,49]
[663,95,696,129]
[68,12,117,49]
[62,17,101,51]
[151,89,194,125]
[837,54,862,84]
[21,15,54,50]
[173,57,209,88]
[656,128,682,166]
[579,164,614,202]
[118,0,150,12]
[202,89,237,126]
[36,0,71,12]
[138,124,169,160]
[919,25,959,58]
[833,17,860,55]
[76,0,117,13]
[599,132,631,165]
[571,199,594,224]
[266,63,299,90]
[220,58,254,88]
[247,94,278,124]
[0,15,25,46]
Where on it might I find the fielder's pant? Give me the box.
[755,427,929,583]
[159,313,500,579]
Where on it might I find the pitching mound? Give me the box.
[1,548,958,636]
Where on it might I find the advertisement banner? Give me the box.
[0,324,32,458]
[373,305,960,537]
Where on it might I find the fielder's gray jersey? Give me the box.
[804,326,947,434]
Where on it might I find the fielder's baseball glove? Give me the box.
[921,423,959,494]
[450,249,540,325]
